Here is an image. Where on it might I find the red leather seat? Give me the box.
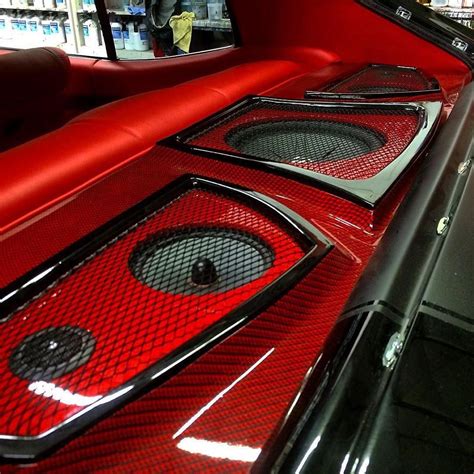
[0,59,302,233]
[0,47,71,152]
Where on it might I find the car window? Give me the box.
[0,0,234,60]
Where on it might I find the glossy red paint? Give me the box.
[1,189,303,437]
[0,0,471,471]
[1,139,404,471]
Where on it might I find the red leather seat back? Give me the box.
[0,47,71,152]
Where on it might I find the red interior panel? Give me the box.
[1,187,305,439]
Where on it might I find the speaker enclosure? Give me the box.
[166,96,442,207]
[305,64,441,100]
[0,177,331,461]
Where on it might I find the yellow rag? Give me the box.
[169,11,195,53]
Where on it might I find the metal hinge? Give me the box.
[452,37,468,52]
[396,6,412,20]
[437,216,450,236]
[383,332,404,369]
[458,158,471,175]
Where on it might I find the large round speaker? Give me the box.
[9,326,95,381]
[129,227,275,295]
[225,120,385,164]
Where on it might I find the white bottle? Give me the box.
[64,17,73,44]
[43,0,56,9]
[17,13,28,44]
[0,11,11,40]
[124,20,133,50]
[27,14,42,43]
[33,0,44,8]
[41,15,53,46]
[50,16,65,45]
[133,22,149,51]
[83,17,100,48]
[55,0,66,10]
[18,0,29,7]
[9,12,19,42]
[82,0,95,12]
[110,20,124,49]
[448,0,463,6]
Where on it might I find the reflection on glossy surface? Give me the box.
[28,381,102,407]
[177,437,261,462]
[173,347,275,439]
[295,435,321,474]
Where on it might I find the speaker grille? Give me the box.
[0,178,328,446]
[226,120,386,164]
[130,228,274,295]
[184,99,421,181]
[9,327,95,382]
[324,65,439,96]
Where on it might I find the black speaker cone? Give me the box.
[10,326,95,381]
[129,228,275,295]
[226,120,385,164]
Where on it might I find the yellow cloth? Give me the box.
[169,11,195,53]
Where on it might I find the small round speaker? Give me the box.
[226,120,385,164]
[10,326,95,381]
[129,227,274,295]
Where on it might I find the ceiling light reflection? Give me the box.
[173,347,275,439]
[28,381,102,407]
[177,437,261,462]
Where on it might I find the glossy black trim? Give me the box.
[0,176,332,462]
[94,0,117,61]
[305,64,442,100]
[358,0,473,68]
[163,96,442,208]
[255,83,473,473]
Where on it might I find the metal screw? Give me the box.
[458,159,471,175]
[437,217,450,236]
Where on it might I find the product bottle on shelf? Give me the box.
[27,13,42,44]
[110,19,124,49]
[64,17,73,44]
[50,14,65,45]
[124,20,133,50]
[133,21,149,50]
[17,11,27,44]
[0,10,12,40]
[83,16,100,49]
[56,0,67,10]
[43,0,56,9]
[82,0,96,13]
[41,14,53,45]
[33,0,44,9]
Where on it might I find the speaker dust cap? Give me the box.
[0,177,331,461]
[169,96,442,207]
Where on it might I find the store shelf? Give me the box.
[0,37,74,51]
[430,6,473,21]
[108,8,145,16]
[117,48,154,59]
[0,5,69,11]
[192,18,231,31]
